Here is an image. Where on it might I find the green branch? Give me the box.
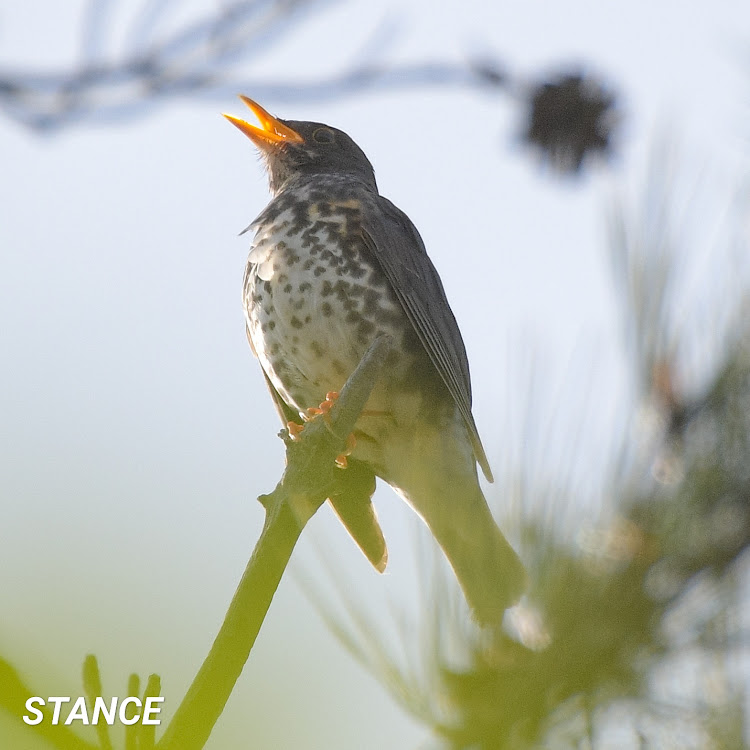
[157,334,392,750]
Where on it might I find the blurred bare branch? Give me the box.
[1,0,323,129]
[0,0,619,174]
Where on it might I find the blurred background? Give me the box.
[1,0,750,747]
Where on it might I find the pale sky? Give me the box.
[1,1,748,747]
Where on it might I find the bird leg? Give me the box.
[308,392,356,467]
[334,433,357,469]
[286,391,340,443]
[288,391,358,468]
[306,390,340,419]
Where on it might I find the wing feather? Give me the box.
[359,197,494,482]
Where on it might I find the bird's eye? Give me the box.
[313,127,335,144]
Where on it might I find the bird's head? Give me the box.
[224,96,377,194]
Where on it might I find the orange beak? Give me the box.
[223,96,304,150]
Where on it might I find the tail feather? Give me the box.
[431,496,526,624]
[388,421,526,625]
[328,460,388,573]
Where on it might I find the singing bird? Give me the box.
[225,97,525,624]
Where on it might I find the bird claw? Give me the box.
[286,421,305,441]
[307,390,340,419]
[335,433,357,470]
[294,392,354,468]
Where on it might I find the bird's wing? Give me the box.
[359,196,493,483]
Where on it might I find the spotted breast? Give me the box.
[243,177,423,454]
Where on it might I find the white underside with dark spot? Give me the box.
[244,190,430,475]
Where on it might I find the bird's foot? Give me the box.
[286,392,339,442]
[335,433,357,470]
[306,390,339,420]
[296,391,355,468]
[286,421,305,441]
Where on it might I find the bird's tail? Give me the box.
[406,480,525,625]
[328,459,388,573]
[426,486,526,625]
[391,427,526,625]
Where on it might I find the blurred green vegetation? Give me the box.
[317,152,750,748]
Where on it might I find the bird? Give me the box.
[224,96,526,624]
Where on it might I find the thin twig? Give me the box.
[125,673,140,750]
[0,0,511,131]
[82,655,112,750]
[140,673,161,750]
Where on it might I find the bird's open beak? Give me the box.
[223,96,304,149]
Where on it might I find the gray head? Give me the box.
[224,96,377,194]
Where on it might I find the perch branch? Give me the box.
[157,333,392,750]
